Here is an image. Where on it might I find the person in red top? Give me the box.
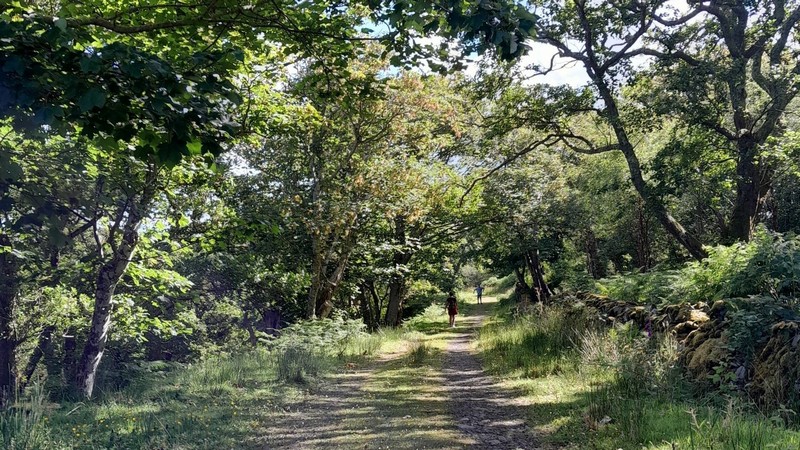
[445,291,458,328]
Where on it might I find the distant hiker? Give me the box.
[445,291,458,328]
[474,284,484,304]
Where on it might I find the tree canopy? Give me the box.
[1,0,798,407]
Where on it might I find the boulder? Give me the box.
[672,321,699,339]
[688,310,710,324]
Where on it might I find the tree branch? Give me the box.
[460,134,562,203]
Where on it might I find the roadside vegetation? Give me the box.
[477,233,800,449]
[1,314,452,449]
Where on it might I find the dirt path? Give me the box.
[260,299,542,449]
[444,303,541,449]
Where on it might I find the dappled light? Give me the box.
[3,0,800,448]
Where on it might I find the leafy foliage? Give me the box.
[598,228,800,304]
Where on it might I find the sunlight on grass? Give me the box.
[11,309,462,449]
[476,289,800,449]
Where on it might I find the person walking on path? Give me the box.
[445,291,458,327]
[474,284,484,304]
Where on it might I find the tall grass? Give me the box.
[0,315,405,449]
[479,306,591,378]
[0,384,51,450]
[275,345,327,383]
[478,305,800,448]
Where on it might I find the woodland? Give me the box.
[1,0,800,448]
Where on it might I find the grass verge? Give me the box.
[477,300,800,449]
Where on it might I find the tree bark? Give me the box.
[384,216,413,327]
[357,285,376,331]
[0,233,19,405]
[306,247,324,319]
[367,280,382,326]
[525,248,552,303]
[20,325,55,390]
[75,173,155,399]
[727,140,770,242]
[635,198,651,271]
[564,1,709,260]
[594,81,708,260]
[75,219,140,399]
[62,327,77,388]
[513,266,533,302]
[585,229,604,279]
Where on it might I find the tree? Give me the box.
[638,0,800,242]
[2,0,380,399]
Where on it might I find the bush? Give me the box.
[485,273,516,294]
[460,264,491,288]
[402,304,446,332]
[269,315,368,357]
[403,280,443,319]
[597,228,800,304]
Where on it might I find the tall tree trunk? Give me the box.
[75,172,155,400]
[75,219,140,399]
[20,325,55,390]
[315,248,352,319]
[316,284,335,319]
[0,233,19,405]
[513,266,533,302]
[306,248,324,319]
[62,327,77,387]
[728,140,770,242]
[525,249,552,303]
[594,74,707,260]
[366,280,382,326]
[584,229,604,279]
[384,216,412,327]
[357,285,376,331]
[635,198,651,271]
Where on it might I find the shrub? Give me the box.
[269,315,368,357]
[403,280,443,319]
[597,228,800,305]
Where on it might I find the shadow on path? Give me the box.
[443,302,544,450]
[260,358,466,449]
[260,298,545,449]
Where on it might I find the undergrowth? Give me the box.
[478,304,800,449]
[0,315,418,449]
[598,227,800,304]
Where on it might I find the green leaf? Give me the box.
[78,87,107,112]
[54,17,67,31]
[186,140,202,155]
[177,215,190,228]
